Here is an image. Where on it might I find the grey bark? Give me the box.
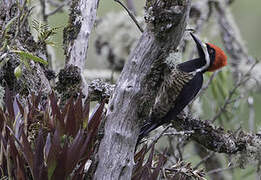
[87,79,115,102]
[173,114,244,154]
[63,0,99,96]
[94,0,191,179]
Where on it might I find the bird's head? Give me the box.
[190,33,227,73]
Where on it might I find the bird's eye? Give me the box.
[209,48,215,54]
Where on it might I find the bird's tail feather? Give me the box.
[137,120,163,144]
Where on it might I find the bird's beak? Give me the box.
[190,33,205,58]
[190,33,211,73]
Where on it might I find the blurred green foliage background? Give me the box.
[43,0,261,67]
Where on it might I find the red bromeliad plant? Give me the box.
[133,144,206,180]
[133,143,206,180]
[0,88,206,180]
[0,89,105,179]
[132,144,167,180]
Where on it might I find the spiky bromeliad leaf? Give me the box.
[12,50,48,65]
[33,130,48,180]
[132,144,166,180]
[0,89,106,179]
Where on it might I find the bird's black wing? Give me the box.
[160,72,203,123]
[138,72,203,142]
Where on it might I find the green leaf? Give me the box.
[3,16,18,36]
[32,18,62,43]
[14,65,22,78]
[211,79,218,100]
[12,50,48,65]
[216,78,227,100]
[48,160,57,180]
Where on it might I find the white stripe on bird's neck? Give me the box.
[195,43,210,73]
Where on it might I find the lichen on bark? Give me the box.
[63,0,82,60]
[0,1,51,97]
[55,64,82,101]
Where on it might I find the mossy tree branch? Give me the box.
[0,0,51,96]
[94,0,191,179]
[58,0,99,99]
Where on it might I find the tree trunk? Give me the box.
[94,0,191,179]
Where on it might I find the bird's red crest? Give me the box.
[206,43,227,72]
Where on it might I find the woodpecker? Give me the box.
[138,33,227,142]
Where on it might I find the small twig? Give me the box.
[46,0,69,17]
[47,0,64,7]
[145,125,171,153]
[11,0,27,46]
[165,131,194,161]
[167,136,179,161]
[226,0,236,5]
[39,0,47,21]
[207,165,238,175]
[20,7,34,29]
[211,82,242,123]
[176,142,183,160]
[194,151,215,169]
[214,0,255,80]
[163,130,194,136]
[125,0,137,15]
[227,95,244,104]
[247,96,255,131]
[211,62,257,123]
[114,0,144,33]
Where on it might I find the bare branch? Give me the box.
[64,0,98,69]
[94,0,191,179]
[163,130,194,136]
[207,165,239,175]
[61,0,99,97]
[194,145,225,180]
[39,0,47,21]
[145,125,171,153]
[247,96,255,131]
[213,0,260,90]
[114,0,144,33]
[125,0,137,15]
[194,151,216,169]
[46,1,69,17]
[211,62,257,122]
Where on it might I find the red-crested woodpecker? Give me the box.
[138,33,227,142]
